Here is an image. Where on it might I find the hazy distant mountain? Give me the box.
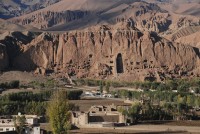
[0,0,61,19]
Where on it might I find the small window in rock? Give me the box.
[128,40,130,48]
[89,54,93,58]
[136,62,140,65]
[69,60,73,64]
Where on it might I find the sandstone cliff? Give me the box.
[0,43,8,70]
[7,24,200,81]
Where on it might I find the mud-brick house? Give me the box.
[71,104,131,127]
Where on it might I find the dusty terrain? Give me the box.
[0,71,46,84]
[70,125,200,134]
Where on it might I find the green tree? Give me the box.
[14,115,26,134]
[105,81,110,93]
[117,106,128,116]
[99,81,104,93]
[167,80,178,91]
[194,87,200,94]
[47,90,71,134]
[9,80,20,88]
[128,103,141,123]
[177,83,189,92]
[186,95,194,107]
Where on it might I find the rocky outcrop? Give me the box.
[10,25,200,81]
[0,31,38,67]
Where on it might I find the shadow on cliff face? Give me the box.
[12,50,37,71]
[193,47,200,58]
[0,31,39,70]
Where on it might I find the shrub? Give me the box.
[9,80,20,88]
[66,90,83,100]
[0,80,20,89]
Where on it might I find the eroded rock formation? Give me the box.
[0,43,8,70]
[2,24,198,81]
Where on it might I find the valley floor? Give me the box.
[70,124,200,134]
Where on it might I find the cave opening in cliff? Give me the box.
[116,53,124,74]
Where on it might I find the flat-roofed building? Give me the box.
[0,118,15,132]
[0,114,40,134]
[71,104,131,127]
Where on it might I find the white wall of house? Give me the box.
[32,126,40,134]
[0,115,40,133]
[0,126,15,132]
[0,119,15,132]
[26,118,38,125]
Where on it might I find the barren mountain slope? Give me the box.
[175,31,200,48]
[9,0,140,29]
[142,0,200,47]
[0,20,40,35]
[8,0,200,35]
[157,2,200,17]
[0,0,61,19]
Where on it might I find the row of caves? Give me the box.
[63,53,125,78]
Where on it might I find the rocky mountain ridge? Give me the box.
[7,0,200,37]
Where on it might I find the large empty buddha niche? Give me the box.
[116,53,124,73]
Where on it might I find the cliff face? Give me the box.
[9,25,200,81]
[0,43,8,70]
[0,32,36,68]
